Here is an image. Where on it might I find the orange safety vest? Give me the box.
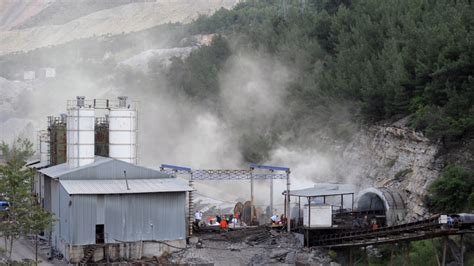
[220,220,228,229]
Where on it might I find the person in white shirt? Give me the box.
[195,210,203,227]
[271,214,279,224]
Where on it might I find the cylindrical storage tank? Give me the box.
[39,131,50,164]
[67,96,95,168]
[109,96,137,164]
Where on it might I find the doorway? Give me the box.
[95,224,104,244]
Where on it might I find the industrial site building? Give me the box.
[30,96,193,263]
[38,157,191,262]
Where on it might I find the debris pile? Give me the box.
[166,227,332,265]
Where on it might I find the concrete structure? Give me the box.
[67,96,95,168]
[355,187,406,226]
[109,96,137,164]
[38,156,192,263]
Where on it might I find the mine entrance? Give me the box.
[356,192,387,226]
[95,224,104,244]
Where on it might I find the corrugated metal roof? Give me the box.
[283,183,355,197]
[26,159,40,166]
[28,161,50,169]
[39,156,112,178]
[38,156,170,180]
[60,178,193,195]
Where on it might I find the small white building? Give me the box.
[23,70,35,80]
[38,67,56,79]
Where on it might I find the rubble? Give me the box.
[167,227,332,265]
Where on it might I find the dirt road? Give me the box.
[1,237,53,265]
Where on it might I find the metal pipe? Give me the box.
[270,177,273,216]
[123,171,130,190]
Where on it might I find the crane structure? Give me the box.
[160,163,291,232]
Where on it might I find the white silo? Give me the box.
[109,96,137,164]
[67,96,95,168]
[39,131,50,164]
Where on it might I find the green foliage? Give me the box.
[409,240,438,266]
[427,165,474,213]
[0,138,35,170]
[0,138,54,260]
[167,35,231,104]
[183,0,474,144]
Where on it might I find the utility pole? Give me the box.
[287,170,291,233]
[250,171,254,225]
[270,177,274,216]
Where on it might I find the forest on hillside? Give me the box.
[168,0,473,146]
[166,0,474,224]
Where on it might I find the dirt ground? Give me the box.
[166,226,333,265]
[0,236,55,265]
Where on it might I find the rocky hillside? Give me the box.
[0,0,238,56]
[336,120,442,220]
[0,0,50,31]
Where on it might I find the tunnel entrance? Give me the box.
[355,187,406,226]
[357,192,386,212]
[356,192,387,226]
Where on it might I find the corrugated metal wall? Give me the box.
[67,192,186,245]
[59,185,70,244]
[44,176,51,212]
[70,194,96,244]
[52,181,71,254]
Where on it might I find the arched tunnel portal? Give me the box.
[355,187,407,226]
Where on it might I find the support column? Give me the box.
[442,237,447,266]
[250,171,254,225]
[460,234,464,266]
[341,194,344,213]
[298,197,301,227]
[349,247,353,266]
[307,196,311,247]
[270,178,274,217]
[287,171,291,233]
[188,176,194,237]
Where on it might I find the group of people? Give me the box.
[195,210,242,231]
[270,214,287,227]
[352,215,380,230]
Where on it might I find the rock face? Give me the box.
[335,120,442,220]
[0,0,239,56]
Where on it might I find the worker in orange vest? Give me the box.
[220,217,228,231]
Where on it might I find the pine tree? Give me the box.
[0,138,53,263]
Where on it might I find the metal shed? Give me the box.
[39,156,193,261]
[57,179,191,245]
